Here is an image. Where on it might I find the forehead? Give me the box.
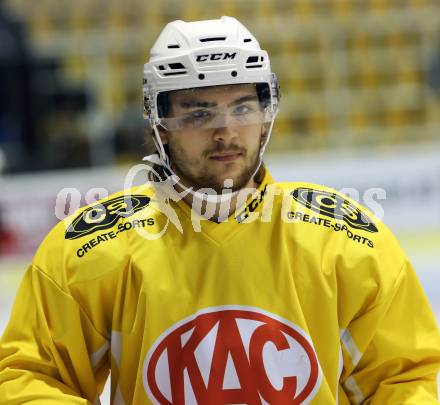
[168,83,258,105]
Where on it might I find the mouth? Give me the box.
[209,152,243,162]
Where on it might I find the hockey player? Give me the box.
[0,16,439,405]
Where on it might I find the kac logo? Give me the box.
[143,306,321,404]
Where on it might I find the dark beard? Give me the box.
[168,144,261,194]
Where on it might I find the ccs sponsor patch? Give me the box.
[291,187,378,233]
[75,217,155,258]
[287,211,375,248]
[65,195,150,240]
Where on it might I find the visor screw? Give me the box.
[231,71,237,77]
[198,73,205,80]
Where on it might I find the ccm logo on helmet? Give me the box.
[196,52,237,62]
[143,306,321,404]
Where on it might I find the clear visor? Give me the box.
[156,83,274,131]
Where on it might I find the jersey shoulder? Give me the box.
[272,180,406,264]
[32,183,157,286]
[272,180,408,297]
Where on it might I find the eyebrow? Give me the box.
[229,94,259,106]
[179,100,217,109]
[178,93,258,109]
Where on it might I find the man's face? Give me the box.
[159,84,264,193]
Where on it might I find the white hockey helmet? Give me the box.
[143,16,280,163]
[143,16,280,200]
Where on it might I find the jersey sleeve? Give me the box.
[0,264,110,404]
[339,259,440,404]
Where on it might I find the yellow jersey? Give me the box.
[1,169,439,404]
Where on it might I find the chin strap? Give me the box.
[143,119,276,204]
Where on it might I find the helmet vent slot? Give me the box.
[167,44,180,49]
[163,72,186,76]
[246,56,259,63]
[246,56,263,69]
[200,37,226,42]
[244,38,252,43]
[168,63,185,69]
[156,62,187,76]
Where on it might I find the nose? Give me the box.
[212,114,238,143]
[212,126,238,143]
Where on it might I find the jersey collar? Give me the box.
[170,166,275,244]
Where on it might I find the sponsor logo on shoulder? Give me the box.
[65,195,150,240]
[291,187,378,233]
[144,306,321,404]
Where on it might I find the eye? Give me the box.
[232,104,256,115]
[188,109,212,119]
[181,109,213,128]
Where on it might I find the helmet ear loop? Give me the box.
[260,123,269,148]
[152,125,170,166]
